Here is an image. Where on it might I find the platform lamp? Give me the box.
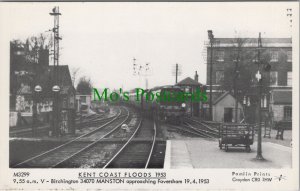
[255,32,271,161]
[255,69,264,160]
[255,32,264,160]
[32,85,42,135]
[52,85,60,136]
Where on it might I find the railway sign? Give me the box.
[255,71,261,81]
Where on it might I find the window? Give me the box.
[215,51,225,62]
[270,71,278,86]
[243,96,251,106]
[247,97,251,106]
[287,71,292,86]
[80,96,86,103]
[284,106,292,120]
[63,98,68,108]
[287,51,292,62]
[261,95,267,108]
[252,52,259,63]
[270,51,279,62]
[232,50,239,62]
[215,71,224,84]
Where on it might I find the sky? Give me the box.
[3,2,297,91]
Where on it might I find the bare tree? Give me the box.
[219,37,271,122]
[76,76,92,95]
[71,67,80,87]
[232,38,249,122]
[26,32,53,50]
[10,33,54,64]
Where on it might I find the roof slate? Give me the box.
[213,38,292,48]
[176,77,202,86]
[16,65,75,97]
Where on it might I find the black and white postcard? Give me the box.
[0,2,299,190]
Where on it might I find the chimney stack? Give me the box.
[194,71,199,82]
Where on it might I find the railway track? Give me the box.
[76,115,119,129]
[54,108,141,168]
[187,118,219,132]
[104,119,157,168]
[75,113,106,126]
[166,119,219,138]
[184,118,219,138]
[13,107,129,168]
[9,125,50,137]
[56,110,166,168]
[167,124,205,137]
[10,109,118,137]
[183,122,217,138]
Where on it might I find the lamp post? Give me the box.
[32,85,42,136]
[255,32,264,160]
[208,30,214,121]
[52,85,60,136]
[31,42,39,136]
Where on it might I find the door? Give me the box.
[224,108,233,122]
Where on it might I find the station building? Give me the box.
[176,72,205,117]
[10,41,76,134]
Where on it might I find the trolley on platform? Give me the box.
[219,123,254,152]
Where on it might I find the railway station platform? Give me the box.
[164,139,292,168]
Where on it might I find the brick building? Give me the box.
[176,73,204,117]
[205,38,292,123]
[10,41,76,134]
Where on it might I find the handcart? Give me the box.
[219,123,254,152]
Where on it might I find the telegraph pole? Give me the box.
[133,58,151,89]
[133,57,136,75]
[50,6,62,136]
[175,63,178,84]
[172,64,181,85]
[145,63,150,89]
[208,30,214,121]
